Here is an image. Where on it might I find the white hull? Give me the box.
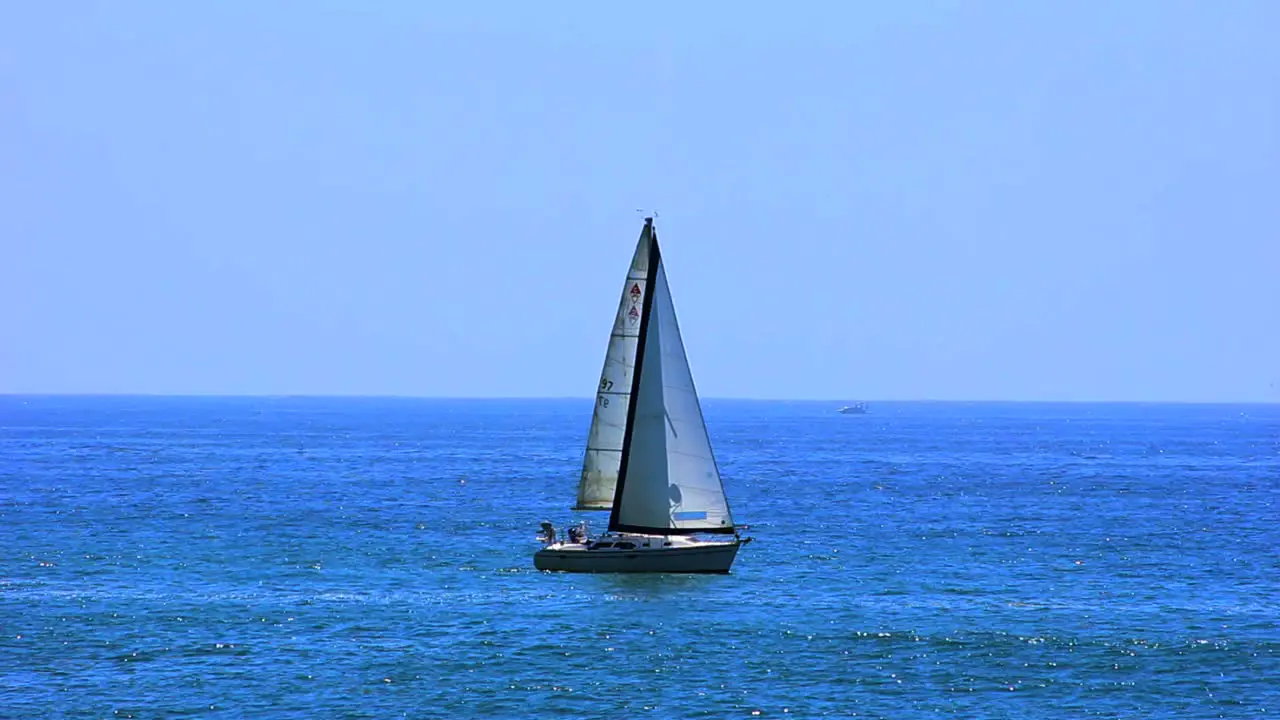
[534,535,743,574]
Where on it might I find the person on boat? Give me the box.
[567,524,586,544]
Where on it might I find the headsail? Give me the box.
[574,220,652,510]
[608,221,735,535]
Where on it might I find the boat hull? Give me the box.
[534,539,742,574]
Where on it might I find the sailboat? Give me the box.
[534,217,750,574]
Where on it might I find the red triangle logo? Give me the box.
[630,283,641,297]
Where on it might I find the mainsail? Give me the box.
[607,221,735,535]
[574,220,652,509]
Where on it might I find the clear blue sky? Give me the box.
[3,1,1277,401]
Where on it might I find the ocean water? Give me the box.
[1,396,1277,718]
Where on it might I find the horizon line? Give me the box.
[1,392,1276,406]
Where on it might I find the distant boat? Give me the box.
[838,403,868,415]
[534,216,751,574]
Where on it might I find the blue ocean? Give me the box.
[1,396,1277,717]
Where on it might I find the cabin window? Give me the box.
[613,542,636,550]
[590,542,614,549]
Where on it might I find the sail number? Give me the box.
[598,395,609,408]
[600,379,614,391]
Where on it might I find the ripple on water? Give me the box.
[1,397,1277,716]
